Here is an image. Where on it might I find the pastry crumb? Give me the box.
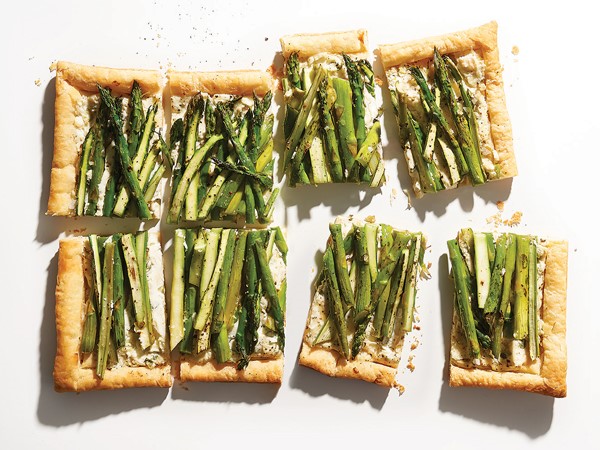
[504,211,522,226]
[496,200,505,211]
[34,79,41,87]
[365,215,376,223]
[511,45,520,55]
[402,188,412,210]
[407,355,416,372]
[395,383,406,395]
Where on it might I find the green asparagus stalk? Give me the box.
[96,242,115,379]
[290,116,319,186]
[381,248,410,339]
[210,158,272,188]
[323,247,350,358]
[317,76,343,182]
[112,237,126,349]
[358,59,375,97]
[286,52,302,88]
[97,85,152,219]
[406,108,442,193]
[235,304,249,369]
[143,164,165,203]
[195,229,230,331]
[474,232,491,309]
[483,233,508,314]
[252,233,285,347]
[329,224,354,310]
[244,232,260,356]
[364,223,378,281]
[409,67,468,176]
[169,118,185,198]
[76,128,95,215]
[120,233,151,349]
[85,120,105,215]
[89,235,103,311]
[211,231,237,336]
[182,95,204,220]
[354,226,372,315]
[224,231,248,330]
[433,49,485,185]
[261,187,279,223]
[80,300,98,353]
[447,239,481,359]
[423,87,440,162]
[528,238,539,359]
[135,232,153,338]
[343,54,367,148]
[400,233,422,332]
[308,135,331,184]
[180,285,197,354]
[492,233,517,358]
[355,122,381,173]
[167,135,223,223]
[170,229,186,350]
[332,77,358,177]
[127,81,145,157]
[513,235,530,340]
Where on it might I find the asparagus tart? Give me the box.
[54,231,170,392]
[170,227,287,383]
[166,71,278,226]
[48,62,168,219]
[280,30,385,187]
[447,229,567,397]
[299,217,426,388]
[379,22,516,197]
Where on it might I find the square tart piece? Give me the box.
[280,30,385,187]
[170,227,287,383]
[54,231,171,392]
[379,21,516,198]
[48,61,166,219]
[446,230,567,397]
[299,217,426,389]
[166,70,278,226]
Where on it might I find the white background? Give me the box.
[1,0,598,447]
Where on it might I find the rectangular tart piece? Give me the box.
[280,30,385,187]
[48,61,168,219]
[166,70,278,226]
[379,22,516,197]
[446,229,567,397]
[170,227,287,383]
[299,217,426,388]
[54,231,171,392]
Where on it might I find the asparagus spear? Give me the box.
[492,233,517,358]
[448,239,481,359]
[409,67,468,176]
[433,49,485,185]
[513,235,530,340]
[323,247,350,358]
[181,285,197,354]
[406,108,443,193]
[85,118,106,215]
[169,229,186,350]
[286,52,302,88]
[211,230,237,337]
[97,85,152,219]
[135,232,153,338]
[473,232,491,309]
[169,118,185,199]
[211,158,272,188]
[120,233,151,348]
[244,232,260,356]
[224,231,248,330]
[329,224,354,310]
[235,304,250,369]
[182,95,204,220]
[195,229,230,332]
[96,241,115,379]
[354,226,371,315]
[364,223,378,281]
[332,77,357,177]
[343,54,366,148]
[358,59,375,97]
[80,300,98,353]
[528,238,539,359]
[76,128,95,216]
[381,248,410,340]
[400,233,422,332]
[167,135,223,223]
[308,135,331,184]
[285,66,326,171]
[252,233,285,347]
[423,87,440,162]
[112,237,126,349]
[483,233,508,314]
[317,76,343,182]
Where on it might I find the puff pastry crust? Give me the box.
[298,343,398,388]
[280,29,369,59]
[179,357,283,383]
[379,21,516,181]
[449,240,568,397]
[48,61,163,217]
[168,70,273,97]
[53,235,171,392]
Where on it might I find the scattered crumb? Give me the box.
[395,383,406,395]
[402,188,412,210]
[486,212,502,226]
[410,341,418,351]
[390,188,398,206]
[512,45,520,56]
[505,211,522,226]
[365,215,376,223]
[34,79,41,87]
[496,200,505,211]
[413,324,421,331]
[407,355,416,372]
